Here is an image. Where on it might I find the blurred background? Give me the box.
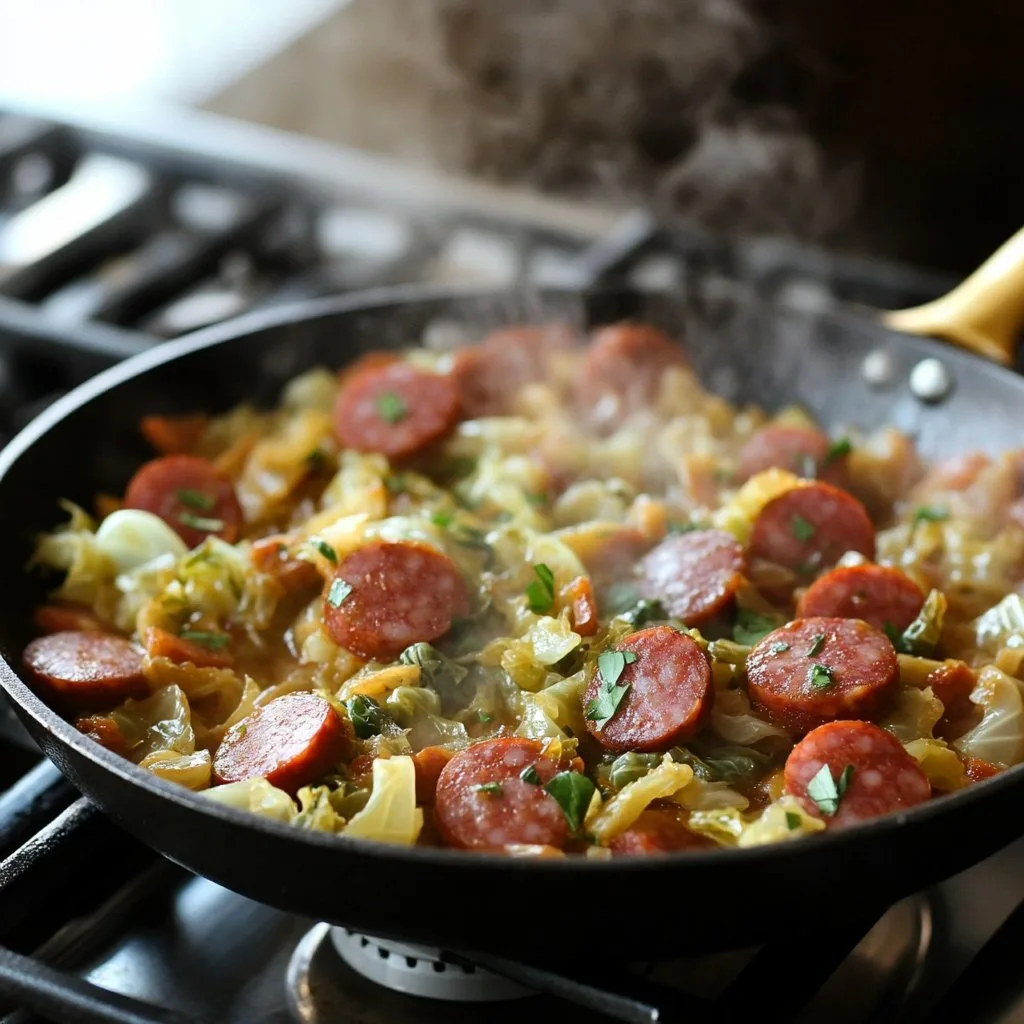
[2,0,1022,274]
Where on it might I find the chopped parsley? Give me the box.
[179,513,225,533]
[526,563,556,614]
[176,488,215,511]
[376,391,408,423]
[805,633,826,657]
[809,663,834,690]
[785,810,802,831]
[883,620,904,649]
[346,695,386,739]
[544,771,595,834]
[825,437,853,463]
[791,514,816,543]
[305,448,329,471]
[770,642,790,655]
[431,509,453,528]
[913,505,948,525]
[733,609,779,646]
[584,650,637,729]
[180,630,229,650]
[806,763,853,817]
[520,765,542,785]
[477,710,493,724]
[475,782,503,797]
[310,537,338,564]
[326,578,353,608]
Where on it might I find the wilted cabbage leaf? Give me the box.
[203,778,297,823]
[343,756,423,845]
[587,755,694,844]
[738,795,826,847]
[953,665,1024,767]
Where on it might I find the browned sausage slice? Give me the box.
[737,424,853,488]
[636,529,745,626]
[579,324,686,418]
[746,617,899,734]
[609,804,717,856]
[434,738,570,850]
[785,720,930,828]
[212,691,351,795]
[23,631,147,710]
[333,362,460,460]
[796,564,924,632]
[322,540,469,661]
[124,454,243,548]
[451,326,570,418]
[584,626,712,752]
[748,482,875,578]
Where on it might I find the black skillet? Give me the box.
[1,232,1024,962]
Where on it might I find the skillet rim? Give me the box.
[0,280,1021,874]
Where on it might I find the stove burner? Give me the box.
[284,895,934,1023]
[330,928,531,1002]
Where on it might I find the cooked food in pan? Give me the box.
[22,324,1024,855]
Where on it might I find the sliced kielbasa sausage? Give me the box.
[609,804,716,856]
[796,564,925,632]
[748,482,875,579]
[23,630,147,710]
[636,529,745,626]
[212,691,351,795]
[143,626,233,669]
[739,424,830,482]
[434,738,571,850]
[451,325,570,419]
[746,617,899,734]
[785,720,931,828]
[584,626,712,752]
[322,540,469,661]
[579,324,686,418]
[333,362,461,460]
[124,454,243,548]
[412,746,454,805]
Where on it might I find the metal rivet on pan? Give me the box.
[909,358,954,403]
[861,349,897,387]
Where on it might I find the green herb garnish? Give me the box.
[376,391,408,423]
[825,438,852,463]
[914,505,948,525]
[806,633,826,657]
[431,510,453,528]
[326,578,353,608]
[785,810,802,830]
[520,765,542,786]
[544,771,595,834]
[584,650,638,729]
[475,782,503,797]
[179,513,225,532]
[526,563,556,614]
[176,488,215,511]
[310,537,338,564]
[809,663,834,690]
[733,608,780,646]
[346,695,385,739]
[806,763,853,817]
[477,710,493,724]
[180,630,229,650]
[791,514,815,542]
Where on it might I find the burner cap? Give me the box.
[330,927,532,1002]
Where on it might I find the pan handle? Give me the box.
[883,225,1024,365]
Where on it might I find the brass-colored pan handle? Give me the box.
[883,226,1024,365]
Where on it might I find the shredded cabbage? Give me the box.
[953,665,1024,767]
[515,672,588,741]
[203,778,297,822]
[881,686,944,743]
[738,796,826,847]
[139,749,212,790]
[110,685,195,761]
[95,509,188,572]
[586,755,694,844]
[343,756,423,845]
[712,469,805,543]
[674,778,749,811]
[30,500,115,608]
[294,785,348,833]
[904,738,967,792]
[710,689,789,745]
[973,594,1024,654]
[686,806,746,846]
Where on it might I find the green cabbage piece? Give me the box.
[295,785,348,833]
[973,594,1024,654]
[953,665,1024,767]
[203,778,297,823]
[384,686,469,750]
[110,686,195,761]
[344,756,423,845]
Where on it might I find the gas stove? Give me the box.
[0,100,1016,1024]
